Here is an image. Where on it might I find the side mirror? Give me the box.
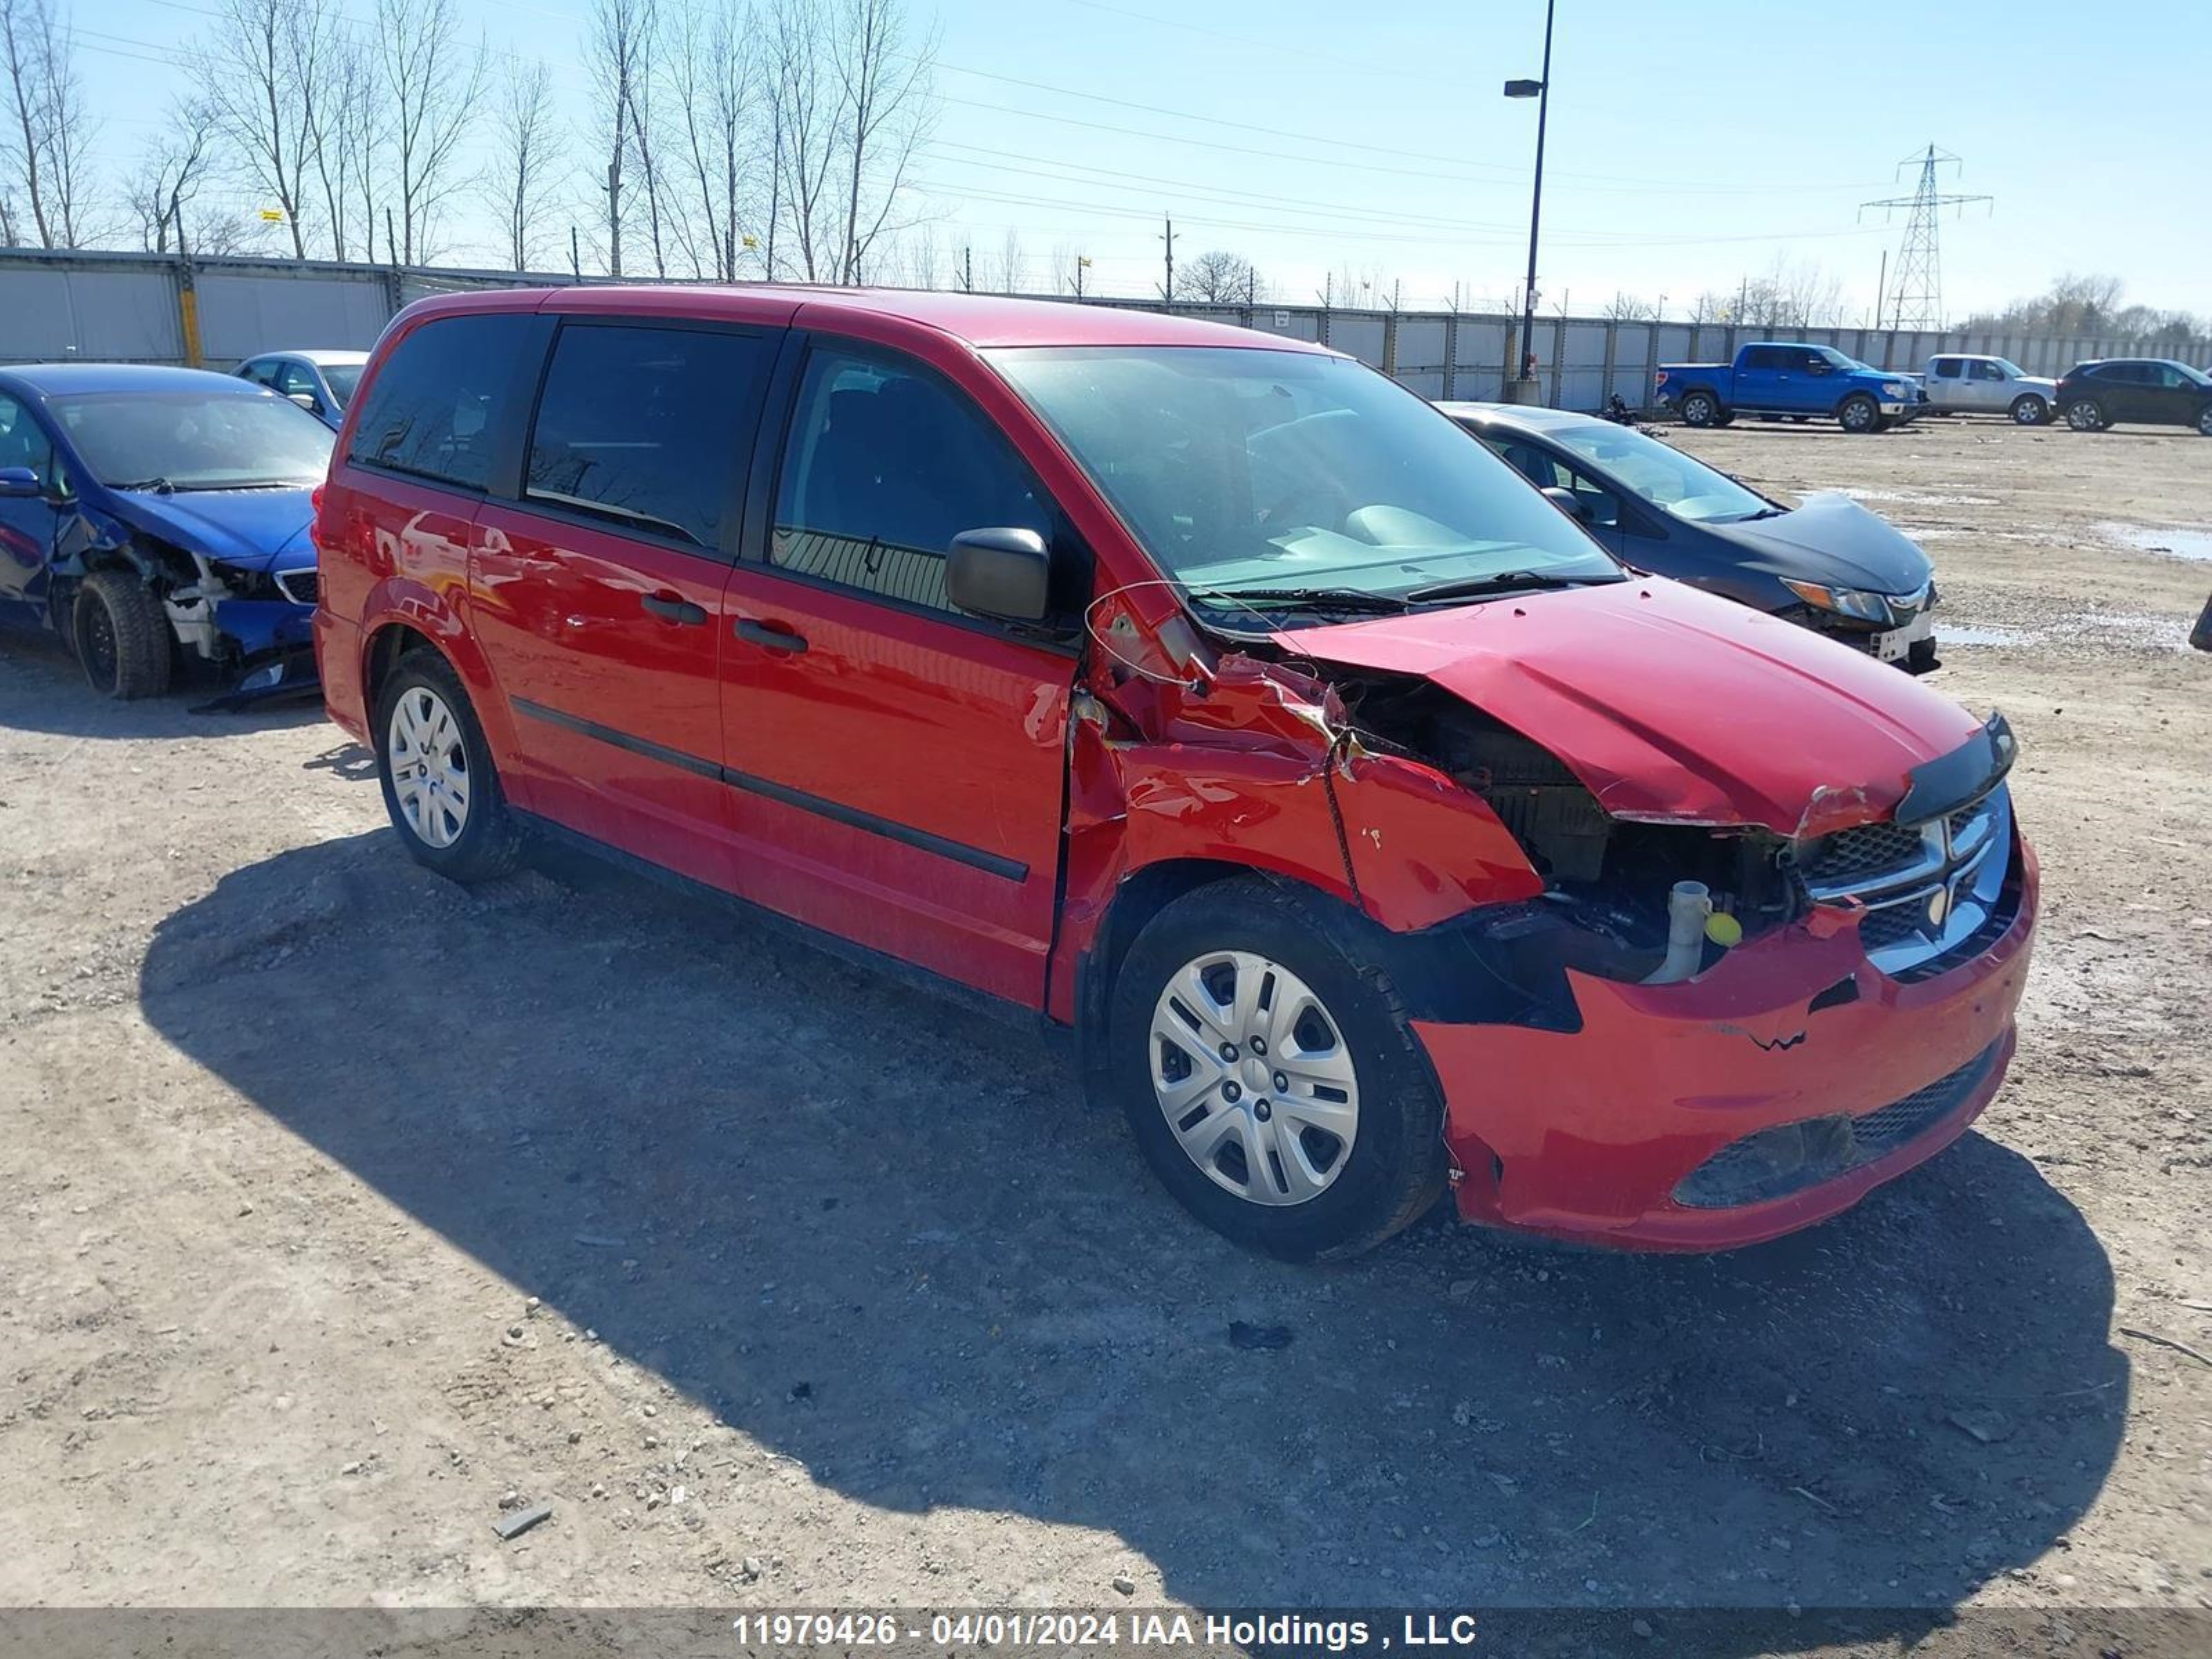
[287,391,324,415]
[1539,485,1588,521]
[0,466,40,498]
[947,527,1053,622]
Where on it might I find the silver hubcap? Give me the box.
[1844,401,1872,429]
[2070,404,2098,429]
[1149,950,1359,1207]
[388,686,471,850]
[1685,396,1711,424]
[2015,400,2041,423]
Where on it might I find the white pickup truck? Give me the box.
[1920,355,2058,424]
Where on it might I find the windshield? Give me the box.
[53,390,332,491]
[323,364,364,406]
[1547,422,1776,524]
[990,346,1621,620]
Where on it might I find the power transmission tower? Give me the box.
[1860,146,1991,331]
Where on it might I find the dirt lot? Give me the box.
[1,416,2207,1656]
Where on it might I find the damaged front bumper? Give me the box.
[1414,836,2037,1250]
[171,585,322,707]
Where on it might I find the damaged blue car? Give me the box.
[0,364,331,701]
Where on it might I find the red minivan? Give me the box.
[315,288,2036,1260]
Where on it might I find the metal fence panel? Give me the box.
[0,265,181,362]
[1327,314,1387,366]
[1455,319,1509,368]
[196,272,391,361]
[1394,317,1446,371]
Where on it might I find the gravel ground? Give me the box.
[1,415,2206,1657]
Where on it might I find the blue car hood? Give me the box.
[1707,491,1934,597]
[109,487,317,574]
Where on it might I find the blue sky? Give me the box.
[77,0,2212,318]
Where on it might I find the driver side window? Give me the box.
[771,347,1051,615]
[0,393,55,489]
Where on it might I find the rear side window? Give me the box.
[769,347,1049,613]
[1741,346,1786,371]
[1932,358,1962,379]
[347,312,536,491]
[524,324,770,550]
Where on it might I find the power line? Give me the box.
[1859,146,1992,331]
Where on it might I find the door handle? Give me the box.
[641,592,708,626]
[733,617,808,654]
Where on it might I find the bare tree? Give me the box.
[1177,248,1258,305]
[1602,291,1658,321]
[2,0,95,247]
[375,0,486,264]
[487,57,563,272]
[194,0,335,259]
[307,35,375,259]
[586,0,657,277]
[666,0,757,281]
[765,0,837,280]
[985,227,1024,293]
[127,98,216,253]
[827,0,932,283]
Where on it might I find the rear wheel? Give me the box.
[2009,394,2048,425]
[1678,390,1719,428]
[2195,403,2212,436]
[1838,393,1880,433]
[373,650,523,883]
[2065,398,2107,431]
[72,570,172,700]
[1103,877,1448,1261]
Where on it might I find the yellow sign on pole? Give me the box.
[259,207,286,223]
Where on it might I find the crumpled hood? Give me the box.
[109,487,317,574]
[1708,491,1934,597]
[1296,577,1985,835]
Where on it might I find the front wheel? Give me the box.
[2195,403,2212,436]
[2065,399,2107,431]
[1838,393,1880,433]
[73,570,173,700]
[1103,878,1448,1261]
[2009,394,2048,425]
[373,650,523,883]
[1678,391,1720,428]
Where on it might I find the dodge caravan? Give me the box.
[314,288,2036,1260]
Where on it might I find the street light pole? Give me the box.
[1503,0,1555,404]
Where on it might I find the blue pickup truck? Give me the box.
[1656,343,1928,433]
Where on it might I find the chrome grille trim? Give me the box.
[1795,786,2015,976]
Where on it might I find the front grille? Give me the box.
[1796,791,2011,977]
[1672,1040,2003,1209]
[274,568,319,606]
[1806,820,1921,883]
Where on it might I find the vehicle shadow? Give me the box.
[0,624,328,740]
[137,832,2126,1649]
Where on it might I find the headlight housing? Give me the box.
[1781,579,1894,625]
[1882,380,1908,398]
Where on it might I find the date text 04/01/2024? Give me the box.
[727,1613,1483,1651]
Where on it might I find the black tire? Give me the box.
[1711,409,1736,427]
[73,570,172,700]
[1101,876,1450,1262]
[2009,394,2048,426]
[2065,398,2106,432]
[2195,402,2212,437]
[373,648,523,883]
[1678,390,1719,428]
[1838,393,1880,433]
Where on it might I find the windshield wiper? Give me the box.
[1188,585,1417,616]
[111,476,178,494]
[1405,569,1618,603]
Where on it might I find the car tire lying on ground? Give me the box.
[1103,875,1450,1262]
[373,648,524,884]
[2011,394,2050,425]
[1839,393,1881,434]
[73,570,173,700]
[2065,398,2108,432]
